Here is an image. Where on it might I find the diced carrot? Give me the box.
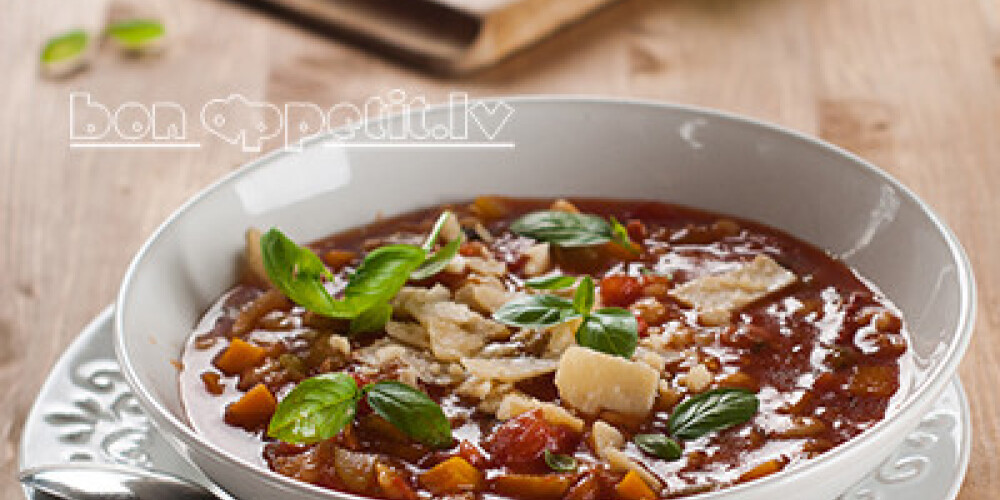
[224,383,276,430]
[489,473,574,499]
[214,338,267,375]
[737,458,785,483]
[419,457,483,495]
[614,470,657,500]
[377,463,418,500]
[200,371,225,395]
[470,196,509,219]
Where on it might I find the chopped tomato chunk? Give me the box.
[600,275,642,307]
[483,409,577,470]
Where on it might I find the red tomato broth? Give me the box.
[178,197,910,499]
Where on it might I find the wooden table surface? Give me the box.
[2,0,998,497]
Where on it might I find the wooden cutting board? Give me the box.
[246,0,620,74]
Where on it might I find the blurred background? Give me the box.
[1,0,998,498]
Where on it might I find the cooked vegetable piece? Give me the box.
[419,457,483,494]
[224,383,276,429]
[615,470,657,500]
[214,338,267,375]
[555,346,658,416]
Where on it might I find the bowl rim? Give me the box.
[114,95,976,500]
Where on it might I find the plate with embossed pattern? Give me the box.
[19,307,971,500]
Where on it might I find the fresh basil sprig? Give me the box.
[268,374,453,448]
[668,389,759,439]
[412,212,463,280]
[365,381,453,448]
[493,276,638,358]
[262,215,463,333]
[106,20,165,51]
[510,210,637,251]
[543,450,577,472]
[268,373,359,444]
[524,275,578,290]
[41,30,89,65]
[492,294,578,329]
[633,434,682,461]
[576,307,638,358]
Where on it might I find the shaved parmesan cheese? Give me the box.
[439,212,462,242]
[606,449,663,491]
[455,277,519,314]
[521,243,552,277]
[590,421,663,491]
[385,321,430,349]
[591,420,624,455]
[669,255,796,319]
[466,256,506,276]
[681,363,713,392]
[496,393,585,432]
[544,317,583,358]
[554,346,659,417]
[425,317,488,361]
[461,357,558,382]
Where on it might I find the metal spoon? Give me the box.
[19,463,219,500]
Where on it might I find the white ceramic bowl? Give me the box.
[115,97,975,500]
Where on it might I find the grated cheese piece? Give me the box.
[496,393,585,432]
[554,346,659,417]
[669,254,796,320]
[461,357,558,382]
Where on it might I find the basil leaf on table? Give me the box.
[412,235,462,280]
[575,307,638,358]
[543,450,577,472]
[573,276,595,315]
[106,19,165,50]
[634,434,682,461]
[40,30,89,64]
[493,294,580,329]
[668,388,759,440]
[524,275,578,290]
[268,373,360,444]
[510,210,612,247]
[364,381,453,448]
[261,229,354,318]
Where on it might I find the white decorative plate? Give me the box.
[19,307,971,500]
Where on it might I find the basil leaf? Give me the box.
[40,30,89,64]
[422,211,454,251]
[524,275,578,290]
[575,307,638,358]
[364,381,453,448]
[493,295,580,329]
[349,302,392,334]
[610,216,639,253]
[510,211,612,247]
[412,235,462,280]
[634,434,682,461]
[261,229,353,318]
[106,19,165,50]
[268,373,360,444]
[343,244,427,313]
[668,389,759,440]
[543,450,577,472]
[573,276,595,315]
